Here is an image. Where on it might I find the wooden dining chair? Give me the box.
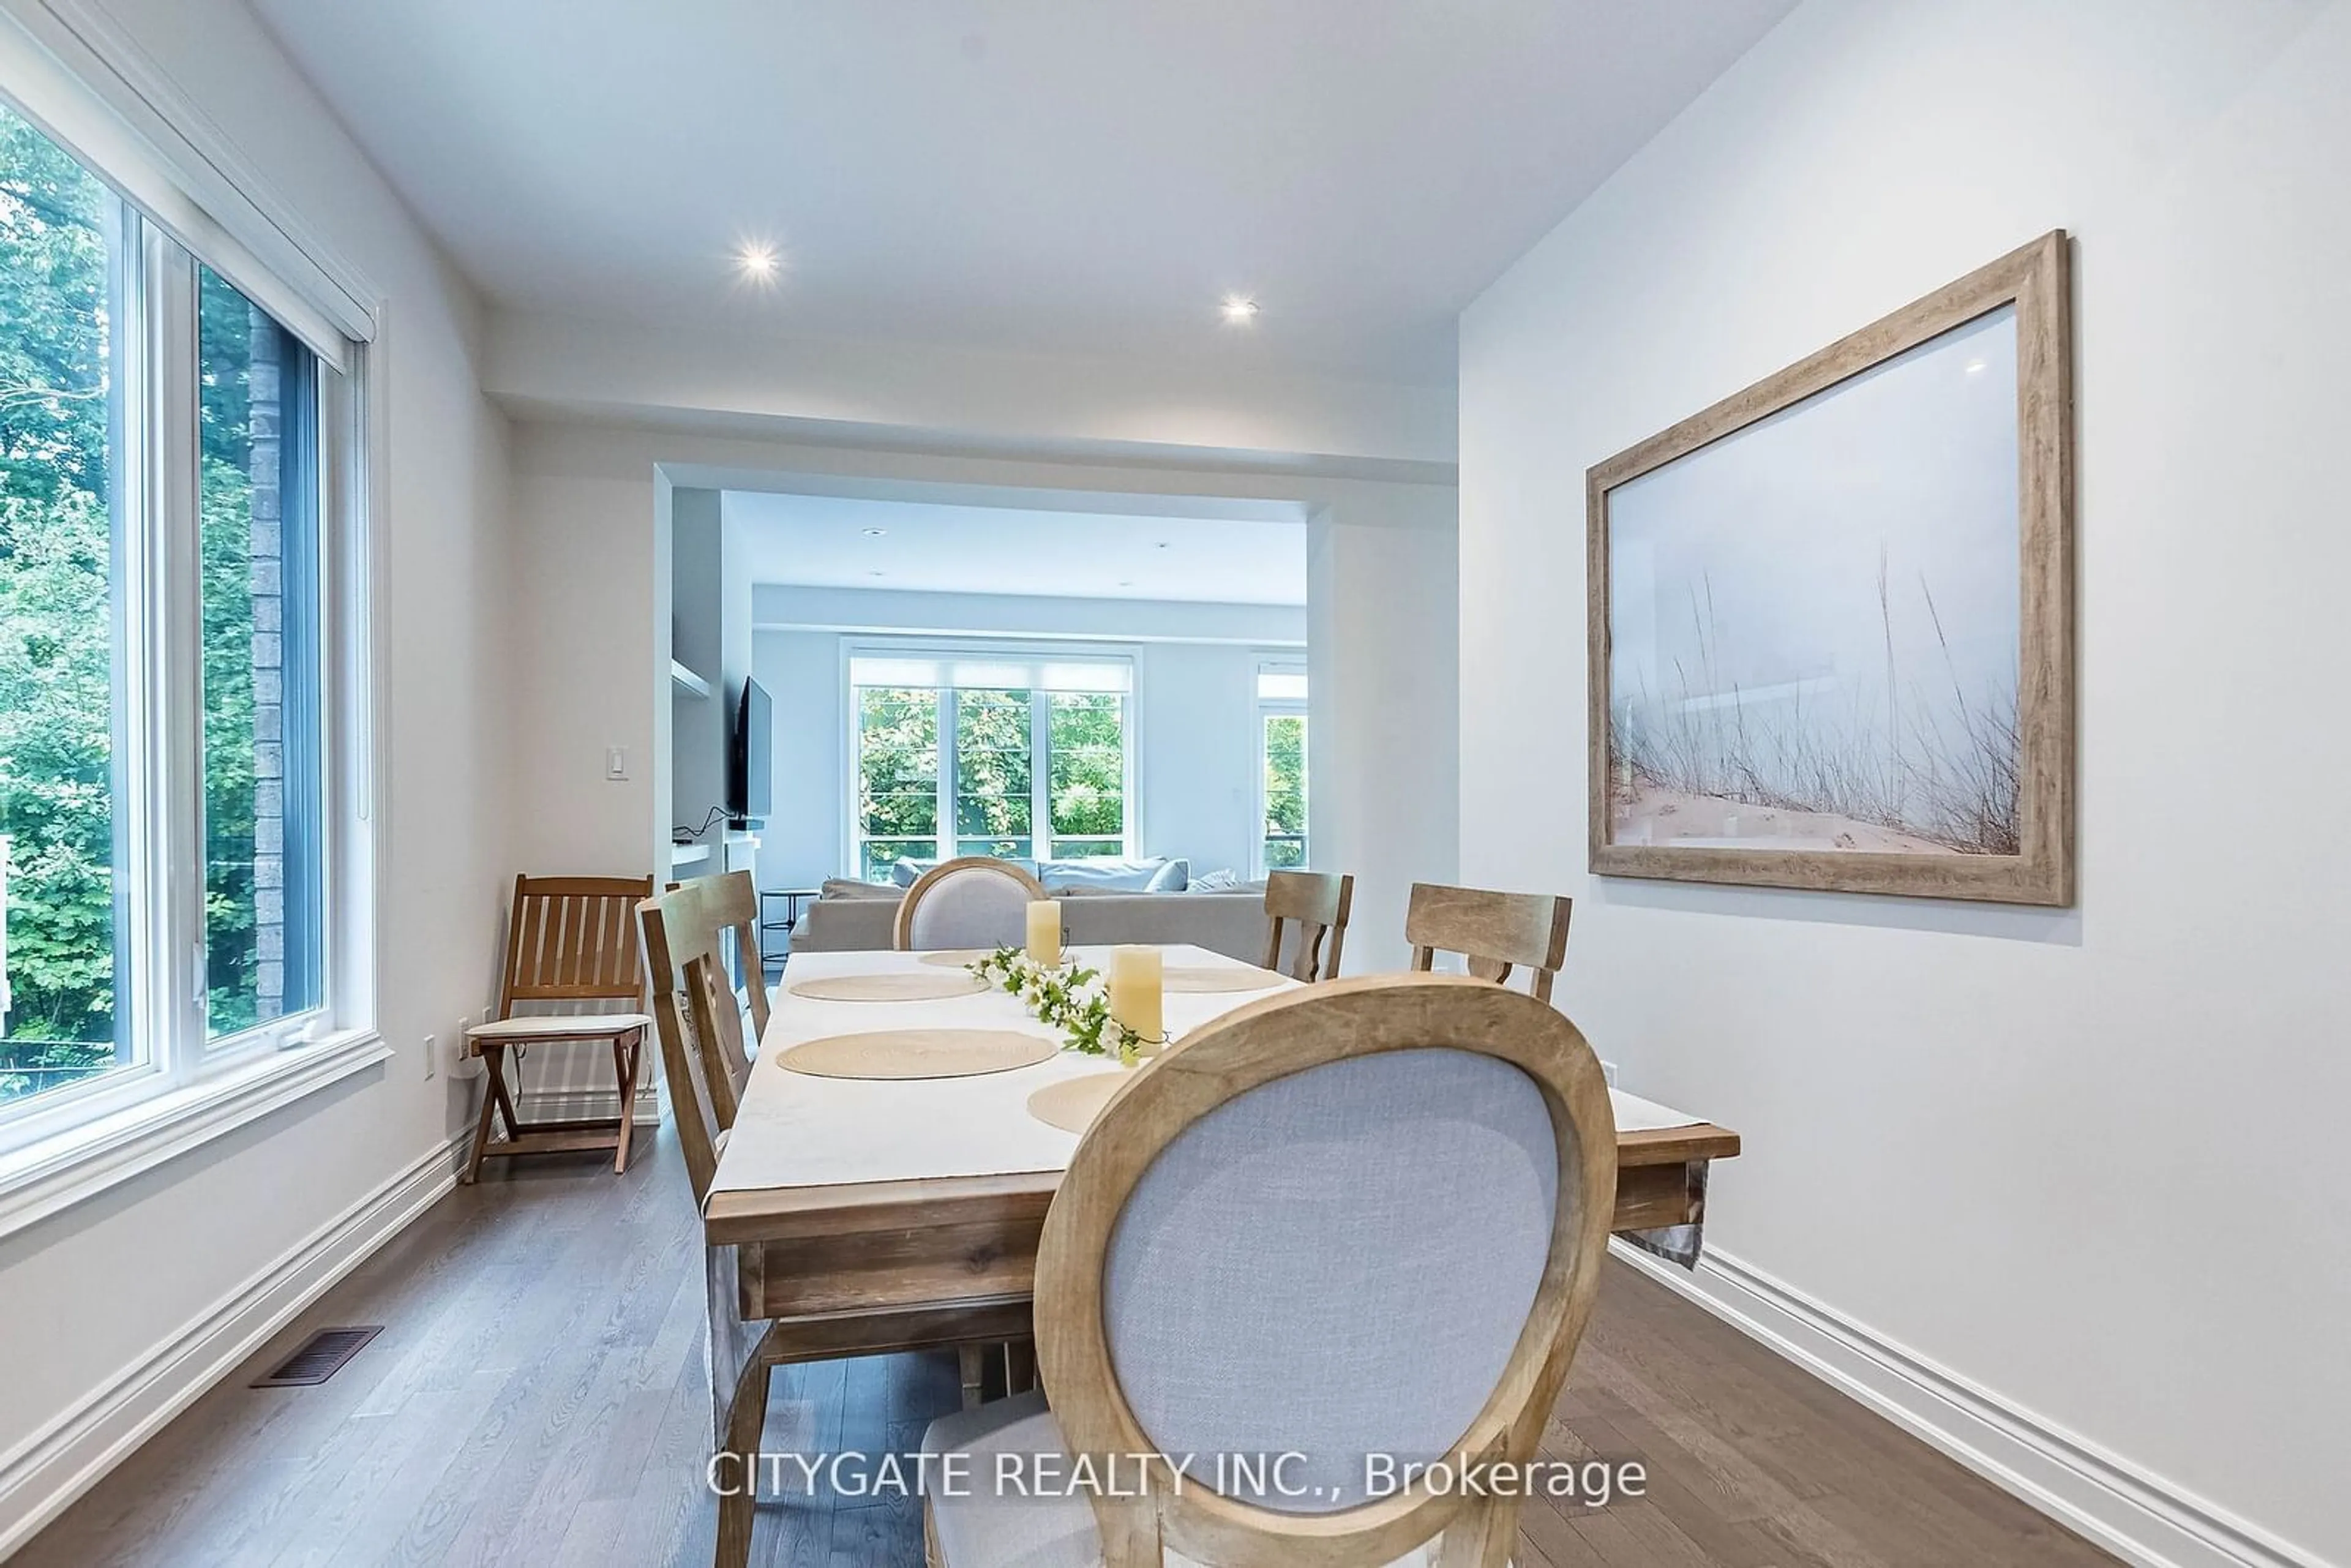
[660,869,771,1041]
[645,890,1039,1568]
[640,882,759,1191]
[894,856,1047,951]
[462,874,656,1184]
[920,973,1618,1568]
[1260,868,1353,981]
[1406,881,1574,1003]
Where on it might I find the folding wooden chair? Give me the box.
[462,874,654,1183]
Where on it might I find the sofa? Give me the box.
[793,876,1274,963]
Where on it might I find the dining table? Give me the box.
[698,942,1741,1563]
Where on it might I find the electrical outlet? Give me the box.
[1600,1059,1621,1088]
[448,1020,476,1079]
[605,746,629,781]
[422,1032,437,1081]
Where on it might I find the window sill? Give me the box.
[0,1029,392,1242]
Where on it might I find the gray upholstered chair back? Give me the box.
[1104,1047,1558,1511]
[894,857,1046,951]
[1034,975,1618,1568]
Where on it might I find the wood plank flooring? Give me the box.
[16,1128,2118,1567]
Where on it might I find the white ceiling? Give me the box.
[250,1,1791,384]
[723,492,1306,604]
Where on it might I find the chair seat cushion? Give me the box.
[920,1395,1444,1568]
[464,1011,651,1048]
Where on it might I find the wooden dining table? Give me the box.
[699,943,1741,1562]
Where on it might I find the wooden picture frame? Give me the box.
[1586,231,2074,905]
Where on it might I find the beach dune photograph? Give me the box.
[1605,307,2023,858]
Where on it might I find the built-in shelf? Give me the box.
[670,659,711,700]
[669,841,714,868]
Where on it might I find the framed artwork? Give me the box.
[1586,231,2074,904]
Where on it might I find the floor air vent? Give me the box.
[252,1326,383,1387]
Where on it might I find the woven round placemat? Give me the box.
[786,971,986,1002]
[1164,966,1285,994]
[914,949,995,968]
[1027,1071,1133,1133]
[776,1029,1057,1080]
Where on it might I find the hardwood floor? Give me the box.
[17,1128,2117,1567]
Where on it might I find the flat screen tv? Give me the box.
[729,677,772,826]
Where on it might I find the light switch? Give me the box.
[605,746,629,781]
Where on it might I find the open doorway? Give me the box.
[661,480,1309,976]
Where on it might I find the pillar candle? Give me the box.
[1107,945,1164,1053]
[1026,900,1062,966]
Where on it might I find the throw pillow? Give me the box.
[1036,857,1168,893]
[821,877,903,901]
[1190,868,1242,892]
[1145,857,1190,892]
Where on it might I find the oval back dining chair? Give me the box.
[1405,882,1573,1003]
[921,973,1618,1568]
[1260,868,1354,981]
[895,856,1048,951]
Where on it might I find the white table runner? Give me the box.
[1610,1087,1707,1134]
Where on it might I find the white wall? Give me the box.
[0,0,512,1547]
[1131,640,1267,882]
[1309,514,1460,972]
[752,629,844,888]
[1459,2,2349,1564]
[752,596,1300,891]
[669,487,725,831]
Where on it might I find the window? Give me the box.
[852,686,938,880]
[200,266,324,1039]
[1046,692,1126,858]
[1256,664,1308,873]
[2,94,361,1145]
[952,687,1032,860]
[851,650,1132,877]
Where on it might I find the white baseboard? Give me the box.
[515,1085,662,1127]
[0,1133,468,1558]
[1611,1241,2329,1568]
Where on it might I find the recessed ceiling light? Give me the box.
[1221,296,1259,324]
[737,242,780,281]
[1155,541,1172,549]
[866,569,885,578]
[1964,358,1989,375]
[861,527,887,537]
[1117,580,1135,588]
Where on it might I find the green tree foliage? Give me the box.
[854,686,1131,876]
[1047,694,1123,852]
[2,107,118,1071]
[1262,714,1307,868]
[954,689,1031,856]
[856,688,939,879]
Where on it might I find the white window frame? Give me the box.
[0,17,388,1235]
[842,640,1138,876]
[1253,659,1309,877]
